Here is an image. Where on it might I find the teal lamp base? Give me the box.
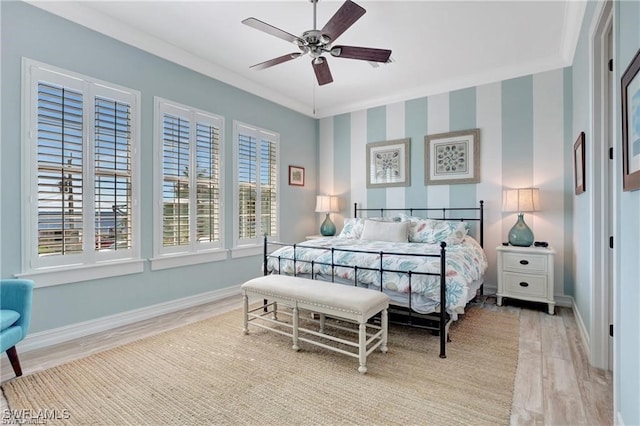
[320,213,336,236]
[508,213,534,247]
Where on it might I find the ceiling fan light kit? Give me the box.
[242,0,392,86]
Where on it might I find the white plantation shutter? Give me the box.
[94,97,133,251]
[260,139,277,237]
[37,82,84,257]
[238,133,257,239]
[235,122,279,246]
[155,98,223,257]
[24,59,140,273]
[195,120,220,243]
[162,113,191,248]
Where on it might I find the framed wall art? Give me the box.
[622,47,640,191]
[573,131,586,195]
[366,138,411,188]
[288,165,305,186]
[424,128,480,185]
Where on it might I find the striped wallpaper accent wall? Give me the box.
[404,98,428,207]
[426,92,450,207]
[449,88,478,211]
[386,102,406,209]
[366,106,387,209]
[318,67,571,294]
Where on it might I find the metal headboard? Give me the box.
[353,200,484,247]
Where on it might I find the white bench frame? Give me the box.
[242,287,389,374]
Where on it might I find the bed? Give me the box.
[263,201,487,358]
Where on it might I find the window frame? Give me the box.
[232,121,280,257]
[19,58,142,287]
[151,97,226,270]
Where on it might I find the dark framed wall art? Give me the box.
[621,48,640,191]
[288,165,305,186]
[573,132,586,195]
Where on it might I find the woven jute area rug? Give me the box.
[2,306,519,425]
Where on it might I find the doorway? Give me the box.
[590,0,614,372]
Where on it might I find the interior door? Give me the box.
[606,23,614,372]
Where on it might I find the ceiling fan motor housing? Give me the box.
[301,30,331,58]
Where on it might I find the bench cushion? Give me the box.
[242,275,389,315]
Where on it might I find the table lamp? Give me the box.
[502,188,540,247]
[315,195,340,236]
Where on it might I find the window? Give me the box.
[152,98,224,268]
[21,59,141,284]
[234,121,279,250]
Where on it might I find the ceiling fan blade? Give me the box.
[250,53,303,70]
[312,57,333,86]
[242,17,305,45]
[331,46,392,63]
[320,0,366,43]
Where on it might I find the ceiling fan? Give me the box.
[242,0,392,86]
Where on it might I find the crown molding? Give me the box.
[26,0,584,120]
[26,1,314,117]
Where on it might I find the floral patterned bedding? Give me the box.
[265,237,488,316]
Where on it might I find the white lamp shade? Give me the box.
[315,195,340,213]
[502,188,540,212]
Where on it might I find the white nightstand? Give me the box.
[305,234,325,240]
[496,245,555,314]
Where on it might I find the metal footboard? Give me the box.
[263,236,450,358]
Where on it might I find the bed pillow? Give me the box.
[407,218,468,245]
[443,221,469,245]
[367,215,403,223]
[360,219,408,242]
[337,218,365,239]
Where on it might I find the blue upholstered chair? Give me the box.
[0,279,34,377]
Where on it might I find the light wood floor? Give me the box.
[1,294,612,425]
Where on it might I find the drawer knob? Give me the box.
[519,260,529,265]
[519,282,529,287]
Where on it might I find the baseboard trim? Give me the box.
[18,285,242,353]
[617,411,624,425]
[554,294,573,308]
[571,295,591,358]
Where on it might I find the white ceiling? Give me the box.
[30,1,586,118]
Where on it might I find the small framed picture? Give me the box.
[621,48,640,191]
[288,165,305,186]
[425,129,480,185]
[573,132,585,195]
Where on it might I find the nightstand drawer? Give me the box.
[502,252,547,273]
[503,272,547,297]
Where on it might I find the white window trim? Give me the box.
[232,120,280,250]
[230,237,284,259]
[150,250,227,271]
[20,58,142,285]
[152,97,226,269]
[16,260,145,289]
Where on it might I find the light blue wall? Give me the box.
[571,0,598,338]
[615,0,640,423]
[0,2,317,333]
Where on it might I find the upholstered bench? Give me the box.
[241,275,390,374]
